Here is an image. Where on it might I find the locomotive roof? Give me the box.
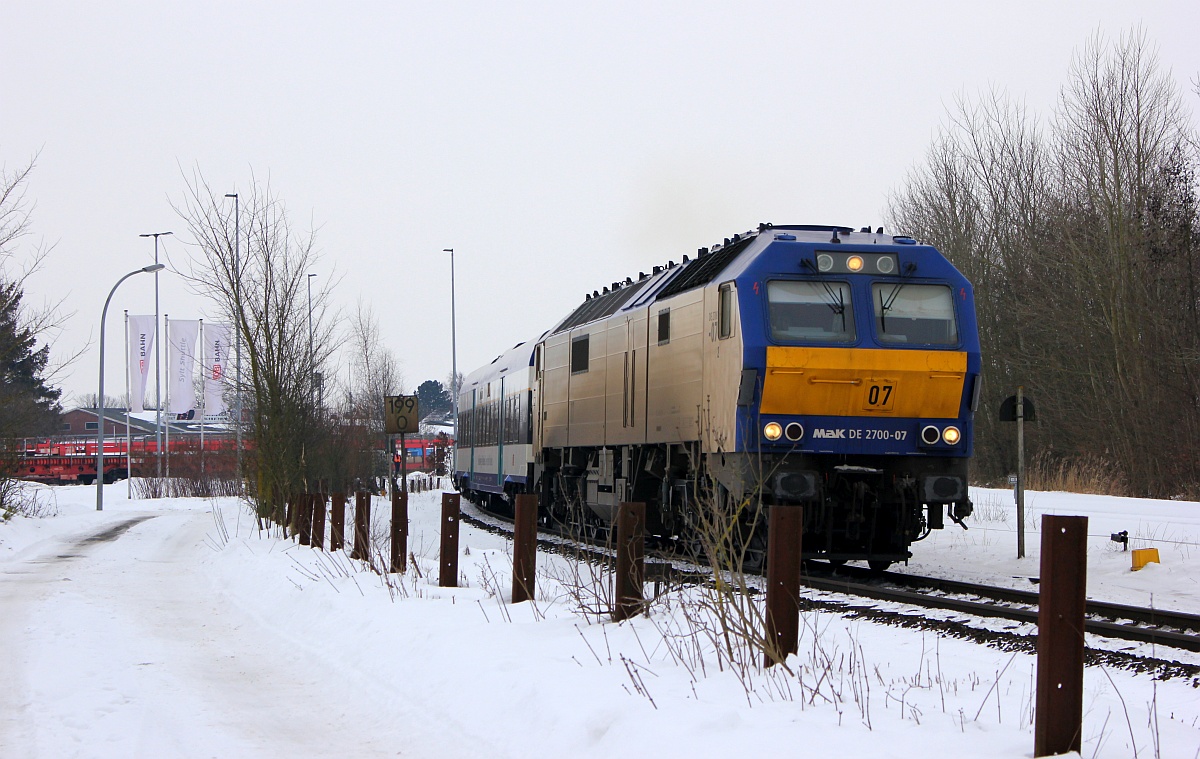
[550,224,916,335]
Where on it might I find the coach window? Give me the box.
[718,283,734,339]
[658,308,670,345]
[872,283,958,345]
[571,334,590,374]
[767,280,855,343]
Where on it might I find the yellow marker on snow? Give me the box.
[1131,548,1160,571]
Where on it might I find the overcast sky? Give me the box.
[3,2,1198,407]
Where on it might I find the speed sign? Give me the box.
[384,395,419,434]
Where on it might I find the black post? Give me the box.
[764,504,803,667]
[612,501,645,622]
[311,492,326,550]
[512,494,539,603]
[391,483,408,573]
[439,492,460,587]
[1034,515,1088,757]
[330,492,346,551]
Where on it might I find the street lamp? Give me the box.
[139,231,172,477]
[444,249,457,447]
[98,263,165,511]
[224,193,242,493]
[307,273,317,404]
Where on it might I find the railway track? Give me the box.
[804,565,1200,653]
[457,498,1200,675]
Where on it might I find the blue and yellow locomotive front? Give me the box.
[726,226,980,565]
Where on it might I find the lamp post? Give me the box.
[98,263,165,511]
[139,231,172,477]
[307,273,317,405]
[224,193,242,493]
[444,248,457,447]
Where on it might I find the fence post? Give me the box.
[512,494,539,603]
[330,492,346,551]
[311,492,326,550]
[613,501,645,622]
[1035,515,1088,757]
[764,504,803,668]
[439,492,460,587]
[298,493,312,546]
[287,495,299,538]
[391,480,408,573]
[351,491,371,561]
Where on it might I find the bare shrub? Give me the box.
[133,476,240,499]
[0,478,58,520]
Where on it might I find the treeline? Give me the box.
[889,30,1200,498]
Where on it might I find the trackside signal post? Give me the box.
[385,394,419,481]
[385,395,418,572]
[1000,387,1036,558]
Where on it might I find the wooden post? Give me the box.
[330,492,346,551]
[612,501,645,622]
[310,492,326,550]
[439,492,460,587]
[1034,515,1088,757]
[352,491,371,561]
[298,493,312,546]
[1017,385,1026,559]
[512,494,539,603]
[764,504,803,667]
[287,495,299,538]
[390,481,408,573]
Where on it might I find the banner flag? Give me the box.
[167,319,199,414]
[203,323,231,417]
[127,315,156,412]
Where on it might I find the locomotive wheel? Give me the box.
[867,559,892,572]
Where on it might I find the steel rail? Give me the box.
[459,497,1200,654]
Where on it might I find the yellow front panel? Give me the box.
[761,347,967,419]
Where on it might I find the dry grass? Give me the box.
[1023,451,1128,496]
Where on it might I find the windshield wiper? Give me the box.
[878,283,905,332]
[819,282,847,331]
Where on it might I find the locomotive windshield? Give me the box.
[872,283,958,345]
[767,280,855,343]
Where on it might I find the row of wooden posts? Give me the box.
[286,490,1087,758]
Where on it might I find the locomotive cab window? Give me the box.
[657,308,670,345]
[718,283,734,339]
[872,283,958,345]
[767,280,855,343]
[571,334,590,373]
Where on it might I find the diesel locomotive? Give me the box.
[454,224,980,569]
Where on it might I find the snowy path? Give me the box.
[0,507,485,758]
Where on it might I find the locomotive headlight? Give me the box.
[817,253,834,272]
[920,425,941,445]
[764,422,783,441]
[846,255,864,272]
[942,426,962,445]
[785,422,804,441]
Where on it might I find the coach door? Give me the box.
[533,344,544,455]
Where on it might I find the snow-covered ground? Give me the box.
[2,481,1198,758]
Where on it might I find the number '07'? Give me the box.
[868,385,894,405]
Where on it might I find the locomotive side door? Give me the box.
[532,343,544,457]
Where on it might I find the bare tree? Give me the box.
[890,28,1200,497]
[174,169,339,524]
[335,300,404,489]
